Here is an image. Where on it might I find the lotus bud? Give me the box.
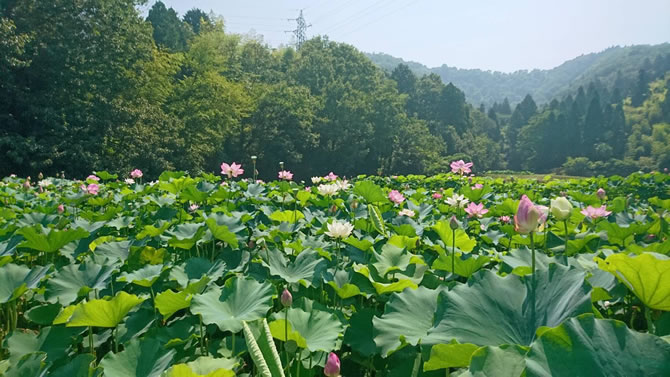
[23,178,31,190]
[550,197,572,221]
[38,172,43,180]
[596,188,606,200]
[514,195,546,234]
[449,215,459,230]
[324,352,341,377]
[351,200,359,210]
[57,204,64,214]
[281,288,292,308]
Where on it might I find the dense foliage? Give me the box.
[369,44,670,106]
[0,170,669,376]
[1,1,669,180]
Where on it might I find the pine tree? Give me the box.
[500,97,512,114]
[631,69,649,107]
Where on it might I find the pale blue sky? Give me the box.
[150,0,670,72]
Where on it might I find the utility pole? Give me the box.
[286,10,311,49]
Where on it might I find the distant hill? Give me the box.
[367,44,670,106]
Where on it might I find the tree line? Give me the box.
[1,0,668,180]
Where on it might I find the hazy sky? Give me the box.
[152,0,670,73]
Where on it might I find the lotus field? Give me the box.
[1,167,670,377]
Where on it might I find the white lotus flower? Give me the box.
[399,208,416,217]
[325,220,354,239]
[38,179,52,187]
[318,183,339,196]
[550,197,573,221]
[125,178,135,185]
[445,193,469,208]
[335,180,351,191]
[311,176,323,184]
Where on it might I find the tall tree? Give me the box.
[147,1,192,51]
[183,8,211,34]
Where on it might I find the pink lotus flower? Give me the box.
[432,192,443,199]
[87,175,100,181]
[499,215,511,224]
[324,352,340,377]
[278,170,293,180]
[189,204,199,212]
[514,195,547,234]
[86,184,99,195]
[281,288,292,307]
[388,190,405,204]
[450,160,473,175]
[465,202,489,218]
[580,205,611,220]
[596,188,606,199]
[325,172,338,181]
[130,169,143,178]
[57,204,65,214]
[221,162,244,178]
[471,183,484,190]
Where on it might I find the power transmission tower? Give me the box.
[286,10,311,49]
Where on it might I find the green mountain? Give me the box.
[367,44,670,106]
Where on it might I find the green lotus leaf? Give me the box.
[423,341,480,371]
[191,277,274,333]
[155,277,209,320]
[343,308,377,357]
[118,264,165,287]
[353,181,386,203]
[459,344,529,377]
[18,225,89,253]
[525,314,670,377]
[5,326,84,365]
[327,269,375,299]
[49,354,96,377]
[100,338,175,377]
[265,249,327,287]
[93,240,133,261]
[426,264,592,346]
[169,258,226,288]
[269,210,304,224]
[24,303,62,325]
[343,236,373,251]
[165,357,237,377]
[372,243,411,277]
[205,219,239,248]
[501,248,567,276]
[597,221,651,247]
[387,235,419,250]
[598,252,670,311]
[66,291,145,328]
[166,223,206,250]
[45,260,115,305]
[2,352,47,377]
[373,286,447,356]
[432,221,476,252]
[432,252,491,278]
[354,264,419,295]
[269,305,344,352]
[0,263,50,303]
[137,221,172,239]
[0,236,21,257]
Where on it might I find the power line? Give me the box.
[309,0,359,26]
[338,0,418,38]
[320,0,399,35]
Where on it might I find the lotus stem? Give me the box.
[88,326,94,356]
[231,332,235,356]
[645,306,656,335]
[284,308,289,368]
[563,220,569,254]
[452,227,456,277]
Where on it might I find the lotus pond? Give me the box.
[0,171,669,376]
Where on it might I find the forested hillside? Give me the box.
[369,44,670,106]
[1,1,669,180]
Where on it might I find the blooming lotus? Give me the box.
[86,184,99,195]
[580,205,611,220]
[221,162,244,178]
[514,195,547,234]
[334,179,351,191]
[130,169,143,179]
[311,176,322,184]
[38,179,52,188]
[499,215,511,224]
[318,184,339,196]
[278,170,293,180]
[550,197,573,221]
[450,160,473,175]
[465,202,488,218]
[324,352,341,377]
[124,178,134,185]
[445,193,469,208]
[471,183,484,190]
[388,190,405,204]
[432,192,443,199]
[87,175,100,182]
[325,220,353,239]
[325,172,338,181]
[189,204,199,212]
[398,208,415,217]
